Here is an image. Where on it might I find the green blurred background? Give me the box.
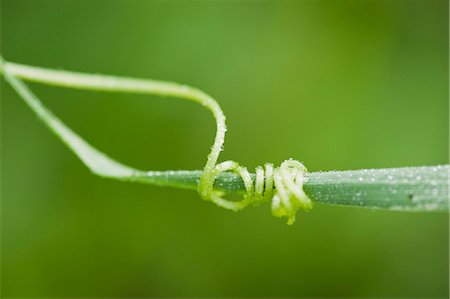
[1,0,448,297]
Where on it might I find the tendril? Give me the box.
[1,57,312,224]
[199,158,312,224]
[196,89,313,224]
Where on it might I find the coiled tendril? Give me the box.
[199,159,312,224]
[196,91,313,224]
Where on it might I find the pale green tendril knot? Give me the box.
[199,159,313,225]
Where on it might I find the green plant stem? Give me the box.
[2,59,448,213]
[123,166,449,212]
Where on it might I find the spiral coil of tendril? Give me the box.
[199,159,312,225]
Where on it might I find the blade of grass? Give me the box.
[125,166,449,212]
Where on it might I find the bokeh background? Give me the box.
[1,0,448,297]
